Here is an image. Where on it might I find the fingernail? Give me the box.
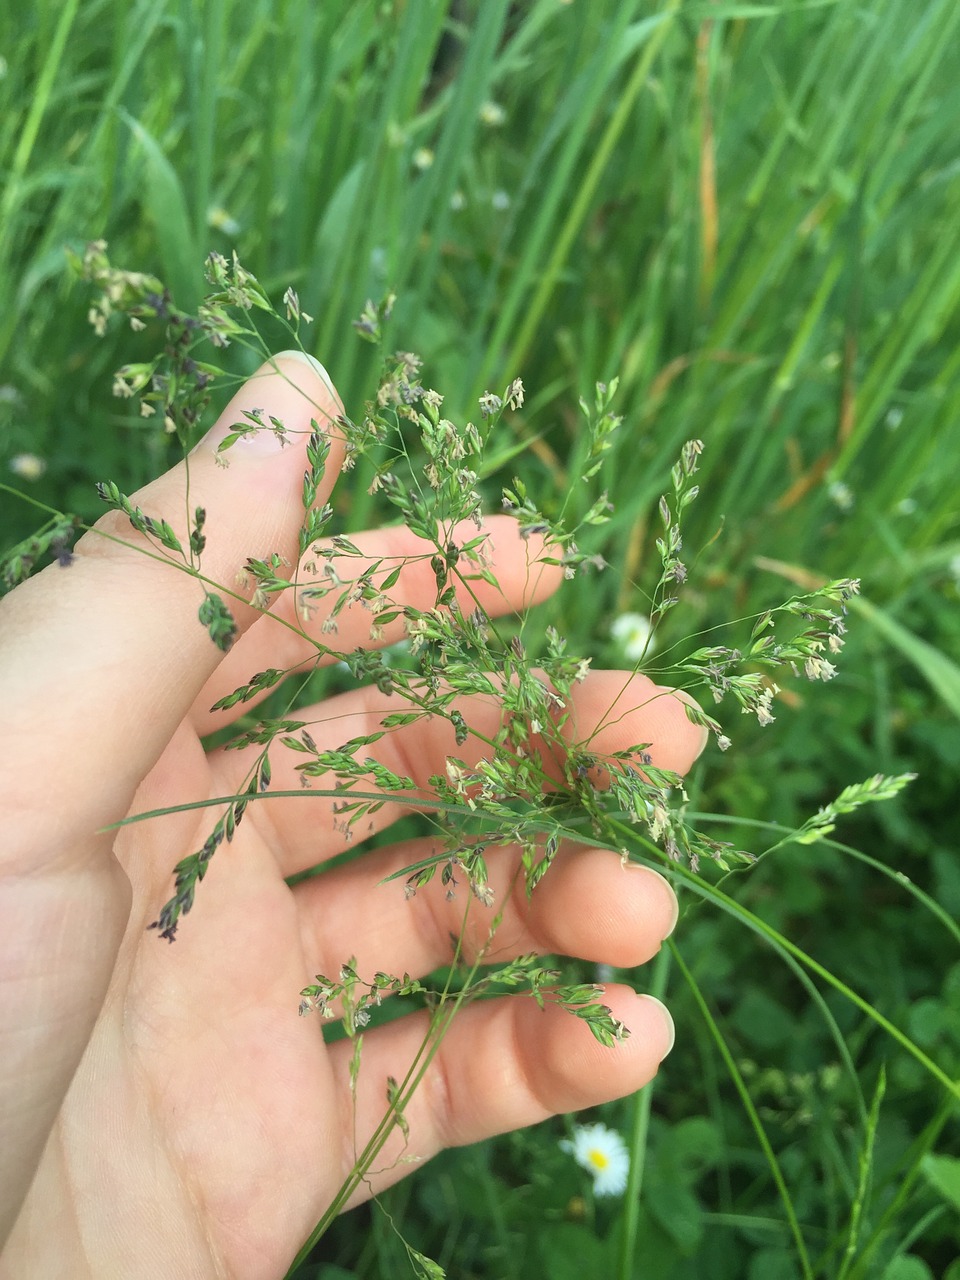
[625,863,680,939]
[646,868,680,938]
[639,994,675,1060]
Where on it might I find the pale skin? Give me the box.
[0,354,707,1279]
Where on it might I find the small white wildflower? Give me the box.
[449,190,467,211]
[560,1123,630,1197]
[491,189,510,211]
[896,497,917,516]
[885,407,904,430]
[207,206,241,236]
[479,100,506,126]
[948,554,960,588]
[413,147,434,171]
[610,612,655,662]
[827,480,854,511]
[9,453,46,481]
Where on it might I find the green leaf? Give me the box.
[851,596,960,721]
[644,1176,705,1254]
[882,1258,936,1280]
[537,1224,612,1279]
[119,110,200,310]
[747,1248,803,1280]
[920,1153,960,1212]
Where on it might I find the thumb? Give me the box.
[0,351,343,873]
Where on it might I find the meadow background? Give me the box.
[2,1,960,1277]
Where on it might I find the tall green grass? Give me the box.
[2,1,959,1276]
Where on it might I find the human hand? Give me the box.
[0,354,706,1278]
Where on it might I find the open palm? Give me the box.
[0,356,703,1279]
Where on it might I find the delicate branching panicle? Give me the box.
[61,262,889,936]
[674,576,862,752]
[35,255,912,1274]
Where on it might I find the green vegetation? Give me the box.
[2,1,959,1277]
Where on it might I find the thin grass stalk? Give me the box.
[835,1066,886,1280]
[618,942,672,1280]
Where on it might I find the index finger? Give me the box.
[0,352,343,873]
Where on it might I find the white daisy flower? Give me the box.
[610,611,655,662]
[207,206,241,236]
[560,1122,630,1196]
[9,453,46,481]
[826,480,854,511]
[479,100,506,126]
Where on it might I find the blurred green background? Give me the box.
[2,1,960,1277]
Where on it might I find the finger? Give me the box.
[295,837,679,980]
[190,516,562,735]
[218,670,708,877]
[0,351,343,872]
[328,984,674,1205]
